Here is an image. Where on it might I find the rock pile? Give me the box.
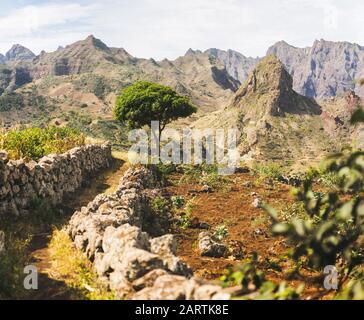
[0,143,111,217]
[67,166,237,300]
[198,231,227,258]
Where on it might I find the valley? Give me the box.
[1,34,364,301]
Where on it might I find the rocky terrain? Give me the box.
[67,166,237,299]
[192,55,363,168]
[0,143,111,217]
[267,39,364,99]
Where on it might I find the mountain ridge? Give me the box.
[1,36,364,100]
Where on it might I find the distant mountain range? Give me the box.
[1,36,364,100]
[1,35,363,168]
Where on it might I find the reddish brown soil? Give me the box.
[165,172,333,300]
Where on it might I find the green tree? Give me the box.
[114,81,197,136]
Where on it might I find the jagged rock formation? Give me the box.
[0,54,5,64]
[231,55,321,117]
[205,48,260,83]
[5,44,35,63]
[192,55,361,168]
[267,39,364,98]
[0,144,111,216]
[67,167,238,299]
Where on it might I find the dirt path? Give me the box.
[29,153,129,300]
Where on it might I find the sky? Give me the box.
[0,0,363,59]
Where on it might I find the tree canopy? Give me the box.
[114,81,197,133]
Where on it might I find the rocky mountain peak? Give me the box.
[205,48,260,83]
[82,35,110,51]
[232,55,321,116]
[5,44,35,62]
[184,48,202,56]
[233,55,292,99]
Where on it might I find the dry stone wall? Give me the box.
[67,166,239,300]
[0,143,112,217]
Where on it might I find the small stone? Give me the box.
[0,151,8,162]
[252,198,262,208]
[198,232,227,258]
[150,234,177,256]
[200,185,213,193]
[243,181,253,188]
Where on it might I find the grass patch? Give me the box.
[178,163,231,191]
[48,230,114,300]
[0,198,61,299]
[0,235,31,299]
[252,162,284,183]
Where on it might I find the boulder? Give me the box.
[118,248,165,281]
[132,269,169,291]
[132,275,188,300]
[198,232,227,258]
[150,234,177,256]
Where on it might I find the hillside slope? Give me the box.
[192,55,362,168]
[0,36,239,126]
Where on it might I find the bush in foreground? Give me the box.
[0,126,85,161]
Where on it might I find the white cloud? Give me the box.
[0,2,97,53]
[0,0,364,59]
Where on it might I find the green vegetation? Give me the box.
[0,126,85,161]
[151,196,171,218]
[178,163,231,190]
[221,254,304,300]
[213,224,229,241]
[0,92,24,112]
[171,195,185,209]
[114,81,197,136]
[48,230,114,300]
[252,162,284,182]
[305,166,344,191]
[0,198,60,299]
[0,236,31,299]
[263,106,364,299]
[175,198,196,230]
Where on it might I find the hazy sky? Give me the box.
[0,0,363,59]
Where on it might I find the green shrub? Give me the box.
[252,162,284,181]
[179,163,230,190]
[178,213,193,229]
[0,236,31,299]
[0,126,85,161]
[151,196,170,218]
[213,224,229,241]
[171,195,185,209]
[0,92,24,112]
[220,254,303,299]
